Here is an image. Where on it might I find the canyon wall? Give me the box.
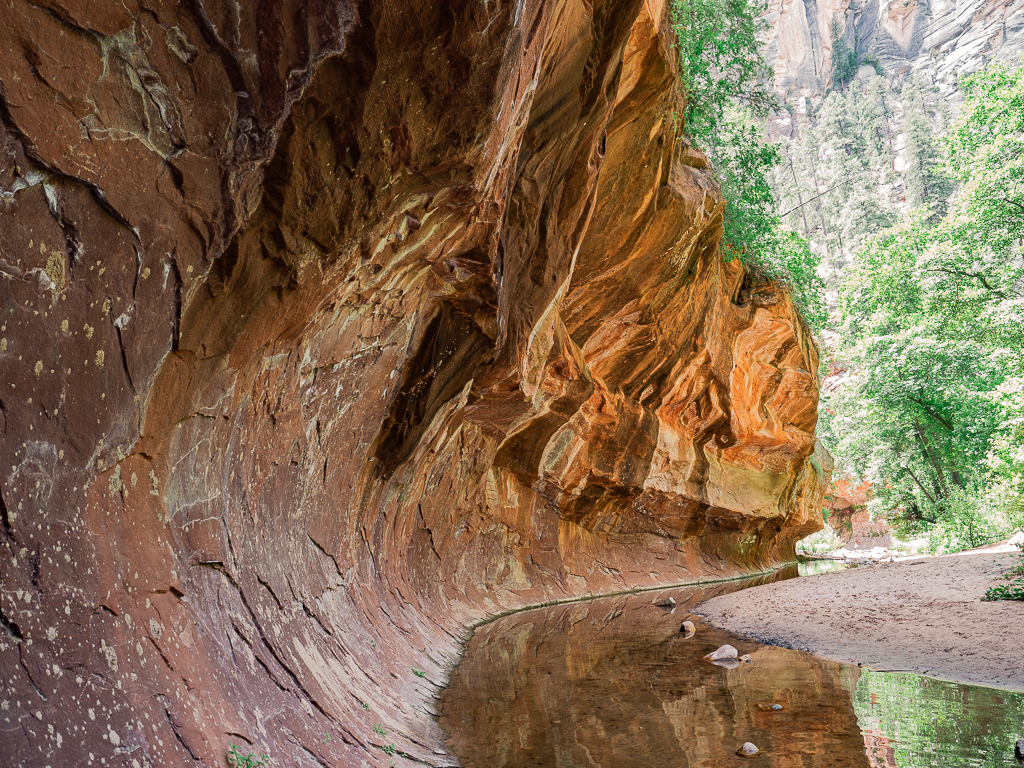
[0,1,825,765]
[765,0,1024,130]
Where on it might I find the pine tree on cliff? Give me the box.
[829,16,883,93]
[901,73,952,214]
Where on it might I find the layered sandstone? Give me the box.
[0,1,824,766]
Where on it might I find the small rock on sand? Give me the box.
[704,644,738,661]
[739,654,753,663]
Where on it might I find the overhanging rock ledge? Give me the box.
[0,1,826,765]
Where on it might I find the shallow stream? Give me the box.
[439,568,1024,767]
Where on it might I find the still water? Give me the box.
[439,569,1024,767]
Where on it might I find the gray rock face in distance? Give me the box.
[764,0,1024,132]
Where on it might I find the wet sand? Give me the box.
[695,549,1024,691]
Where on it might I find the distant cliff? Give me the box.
[764,0,1024,130]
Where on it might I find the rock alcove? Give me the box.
[0,1,825,765]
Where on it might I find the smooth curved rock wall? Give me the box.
[0,1,825,765]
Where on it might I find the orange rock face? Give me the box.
[0,1,825,765]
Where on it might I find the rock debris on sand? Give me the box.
[695,551,1024,690]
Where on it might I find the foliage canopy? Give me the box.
[670,0,826,331]
[825,60,1024,550]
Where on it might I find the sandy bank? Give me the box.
[695,550,1024,690]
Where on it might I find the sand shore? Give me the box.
[694,549,1024,690]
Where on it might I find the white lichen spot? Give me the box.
[34,361,42,377]
[61,319,68,333]
[109,465,122,497]
[95,350,104,367]
[88,708,95,721]
[148,619,163,640]
[108,728,120,747]
[102,299,111,314]
[149,470,159,496]
[0,339,6,352]
[84,324,94,339]
[141,267,151,280]
[46,627,56,641]
[99,640,118,672]
[130,472,137,488]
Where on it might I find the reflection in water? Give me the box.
[797,559,853,577]
[440,576,1024,768]
[854,670,1024,767]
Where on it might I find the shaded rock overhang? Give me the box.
[0,0,826,765]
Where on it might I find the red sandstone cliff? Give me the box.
[0,1,825,765]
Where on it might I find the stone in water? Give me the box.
[737,742,760,757]
[653,596,676,607]
[680,620,695,637]
[704,644,738,661]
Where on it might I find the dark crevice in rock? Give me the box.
[375,303,491,478]
[0,88,136,235]
[307,533,344,577]
[169,254,183,351]
[19,646,47,700]
[28,546,40,591]
[161,701,203,761]
[0,480,14,544]
[197,562,338,723]
[114,325,137,396]
[0,604,23,641]
[257,575,284,611]
[25,1,105,40]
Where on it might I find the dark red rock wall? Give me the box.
[0,1,826,765]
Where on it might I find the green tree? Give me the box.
[941,59,1024,261]
[670,0,776,143]
[670,0,826,331]
[825,60,1024,548]
[901,73,952,212]
[829,16,883,93]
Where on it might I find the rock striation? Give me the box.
[0,1,825,765]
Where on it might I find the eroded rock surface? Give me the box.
[0,1,824,765]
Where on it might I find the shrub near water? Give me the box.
[983,544,1024,601]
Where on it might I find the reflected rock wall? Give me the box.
[0,0,824,765]
[442,583,869,768]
